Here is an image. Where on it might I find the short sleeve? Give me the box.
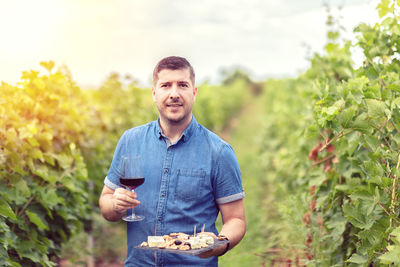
[104,131,127,190]
[213,144,245,204]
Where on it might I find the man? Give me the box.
[99,56,246,266]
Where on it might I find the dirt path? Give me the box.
[219,111,241,141]
[218,91,272,267]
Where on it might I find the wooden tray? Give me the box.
[134,238,229,256]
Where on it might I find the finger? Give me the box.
[114,190,137,201]
[116,197,140,207]
[117,198,140,206]
[113,200,141,213]
[112,193,140,212]
[115,193,137,203]
[114,187,128,194]
[127,190,137,198]
[115,188,137,199]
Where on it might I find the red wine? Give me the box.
[120,177,145,190]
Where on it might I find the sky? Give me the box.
[0,0,381,88]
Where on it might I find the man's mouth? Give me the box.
[166,103,183,107]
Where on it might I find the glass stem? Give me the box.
[130,189,136,217]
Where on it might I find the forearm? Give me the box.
[198,216,246,258]
[99,193,124,222]
[219,217,246,250]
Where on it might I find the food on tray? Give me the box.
[197,233,215,245]
[139,232,216,250]
[148,236,166,247]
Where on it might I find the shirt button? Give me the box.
[161,193,166,197]
[164,168,169,173]
[158,218,162,221]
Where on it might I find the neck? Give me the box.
[159,115,192,143]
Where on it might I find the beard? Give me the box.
[157,100,192,125]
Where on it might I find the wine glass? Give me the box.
[119,155,145,222]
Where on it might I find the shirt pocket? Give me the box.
[175,169,206,201]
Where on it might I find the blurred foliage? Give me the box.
[82,73,157,206]
[0,63,91,266]
[194,78,250,133]
[257,78,315,265]
[257,0,400,265]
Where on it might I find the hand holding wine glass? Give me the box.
[119,155,145,222]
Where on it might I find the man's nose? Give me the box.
[169,84,179,98]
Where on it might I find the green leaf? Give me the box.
[343,202,374,229]
[6,259,22,267]
[337,107,356,128]
[349,113,370,133]
[32,164,49,180]
[18,126,33,140]
[60,176,77,192]
[0,198,16,220]
[40,188,62,208]
[391,226,400,239]
[40,61,55,73]
[387,83,400,92]
[15,179,31,198]
[55,153,73,170]
[6,128,17,142]
[324,213,346,237]
[27,137,40,147]
[347,253,368,264]
[379,245,400,264]
[363,160,384,184]
[365,66,379,80]
[25,210,49,231]
[366,99,386,119]
[377,0,394,18]
[392,97,400,109]
[15,240,42,263]
[0,180,29,205]
[30,148,44,161]
[335,184,354,193]
[43,153,55,166]
[381,16,393,27]
[350,190,374,202]
[358,227,385,248]
[363,135,380,152]
[348,77,368,104]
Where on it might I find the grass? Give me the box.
[218,90,272,267]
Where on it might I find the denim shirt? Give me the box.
[104,116,244,267]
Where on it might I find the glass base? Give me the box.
[122,214,145,222]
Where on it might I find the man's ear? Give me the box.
[152,87,156,102]
[193,86,198,100]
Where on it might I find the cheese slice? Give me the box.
[197,233,215,245]
[148,236,165,247]
[199,235,214,245]
[188,237,202,249]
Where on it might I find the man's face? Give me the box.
[152,68,197,125]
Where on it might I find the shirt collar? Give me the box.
[155,115,198,143]
[182,115,197,142]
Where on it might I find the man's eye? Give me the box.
[161,84,169,87]
[179,83,188,87]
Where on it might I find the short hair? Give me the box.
[153,56,195,85]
